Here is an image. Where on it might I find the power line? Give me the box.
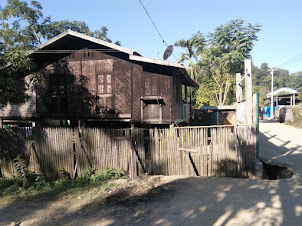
[139,0,168,47]
[139,0,179,62]
[275,52,302,68]
[5,48,199,71]
[29,49,122,53]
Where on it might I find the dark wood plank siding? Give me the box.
[113,59,132,115]
[82,60,97,95]
[131,64,143,123]
[67,49,116,62]
[31,48,183,125]
[173,76,183,120]
[38,50,135,118]
[160,75,172,122]
[143,76,159,96]
[143,105,160,120]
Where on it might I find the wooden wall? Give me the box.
[173,76,183,120]
[114,59,132,115]
[160,75,173,122]
[38,50,136,119]
[131,64,143,123]
[1,47,186,125]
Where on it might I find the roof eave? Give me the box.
[129,55,199,88]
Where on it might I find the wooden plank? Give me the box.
[236,73,243,102]
[245,59,253,125]
[178,148,199,153]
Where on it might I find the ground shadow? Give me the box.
[1,123,302,225]
[1,174,301,225]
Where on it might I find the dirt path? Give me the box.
[1,121,302,225]
[259,120,302,177]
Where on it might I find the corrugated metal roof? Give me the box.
[266,87,297,97]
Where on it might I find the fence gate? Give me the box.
[148,125,255,178]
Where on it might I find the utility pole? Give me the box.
[271,68,274,119]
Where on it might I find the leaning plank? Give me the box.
[178,148,199,153]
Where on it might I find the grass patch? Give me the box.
[285,105,302,128]
[0,168,125,202]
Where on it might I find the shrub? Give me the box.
[75,168,125,185]
[13,155,29,189]
[292,106,302,128]
[0,178,15,190]
[92,168,125,181]
[80,168,96,178]
[34,175,47,188]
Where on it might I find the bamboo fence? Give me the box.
[0,127,144,179]
[0,125,255,179]
[149,125,256,178]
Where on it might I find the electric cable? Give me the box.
[139,0,179,62]
[275,52,302,68]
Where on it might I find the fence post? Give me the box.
[236,73,243,102]
[245,59,253,125]
[253,93,260,159]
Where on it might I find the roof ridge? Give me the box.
[36,30,138,56]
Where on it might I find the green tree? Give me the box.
[274,68,290,89]
[174,31,206,81]
[0,0,117,105]
[251,62,302,107]
[0,1,39,105]
[174,31,205,64]
[252,63,271,106]
[42,20,120,44]
[195,19,261,106]
[286,73,302,92]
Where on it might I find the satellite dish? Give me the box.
[163,45,173,60]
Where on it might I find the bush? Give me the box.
[80,168,96,178]
[75,168,125,186]
[34,175,47,188]
[13,155,29,188]
[0,178,15,190]
[292,106,302,128]
[91,168,125,181]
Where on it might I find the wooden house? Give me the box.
[0,30,198,128]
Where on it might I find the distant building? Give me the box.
[266,87,297,98]
[264,87,300,106]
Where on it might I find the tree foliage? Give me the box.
[175,19,261,107]
[197,19,261,106]
[252,63,302,106]
[174,31,206,82]
[174,31,206,65]
[0,0,118,105]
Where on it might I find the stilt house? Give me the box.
[0,30,198,127]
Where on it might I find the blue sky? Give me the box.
[2,0,302,73]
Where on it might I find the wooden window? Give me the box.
[97,73,113,94]
[144,76,158,96]
[49,74,68,113]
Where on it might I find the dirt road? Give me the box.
[259,120,302,177]
[1,121,302,225]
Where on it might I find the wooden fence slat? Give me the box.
[1,125,255,179]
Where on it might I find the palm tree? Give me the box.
[174,31,206,81]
